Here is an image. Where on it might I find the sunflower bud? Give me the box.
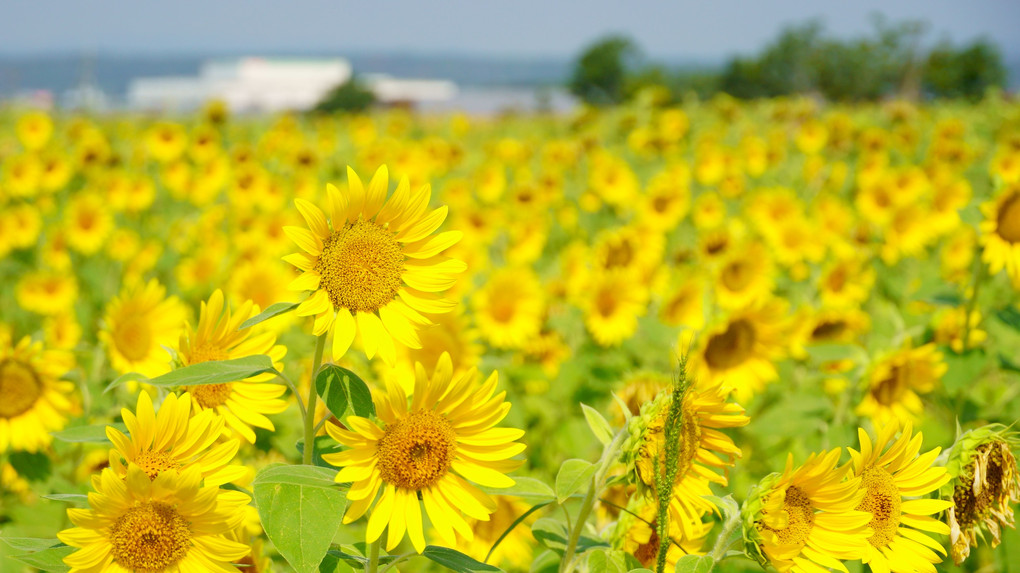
[942,424,1020,565]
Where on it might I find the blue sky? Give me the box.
[2,0,1018,59]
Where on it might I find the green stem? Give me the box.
[707,507,742,567]
[366,537,381,573]
[302,334,328,465]
[961,251,986,354]
[378,552,414,573]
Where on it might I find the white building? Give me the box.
[128,58,352,113]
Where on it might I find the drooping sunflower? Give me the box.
[323,352,525,553]
[178,290,288,444]
[107,391,247,486]
[743,448,872,573]
[58,465,250,573]
[628,375,749,541]
[848,423,953,573]
[855,343,946,427]
[284,166,465,366]
[99,279,187,378]
[0,333,75,452]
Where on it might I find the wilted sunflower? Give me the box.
[855,342,946,427]
[848,423,953,573]
[284,166,464,366]
[943,424,1020,565]
[107,391,247,486]
[178,290,288,443]
[0,333,75,452]
[99,279,187,378]
[743,448,872,573]
[324,352,525,553]
[58,465,250,573]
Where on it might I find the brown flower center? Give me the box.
[134,449,183,480]
[704,319,755,370]
[857,466,902,548]
[114,316,152,362]
[377,409,457,490]
[110,501,191,571]
[997,193,1020,243]
[0,359,43,419]
[314,218,404,313]
[758,485,815,548]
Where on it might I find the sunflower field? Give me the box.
[1,94,1019,573]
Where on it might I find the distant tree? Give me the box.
[312,76,376,114]
[569,36,638,105]
[924,38,1007,100]
[719,22,823,99]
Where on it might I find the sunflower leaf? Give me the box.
[51,422,127,443]
[315,364,375,422]
[554,459,596,503]
[674,554,714,573]
[421,546,503,572]
[586,548,640,572]
[253,464,349,573]
[239,301,301,330]
[102,372,149,394]
[131,355,276,390]
[479,476,555,502]
[0,538,72,572]
[581,403,614,446]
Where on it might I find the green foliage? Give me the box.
[554,459,596,503]
[0,538,72,572]
[569,36,638,105]
[313,76,376,114]
[239,301,300,330]
[315,364,375,423]
[924,38,1007,101]
[106,355,276,391]
[652,356,692,573]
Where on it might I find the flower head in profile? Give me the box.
[848,422,953,573]
[58,465,250,573]
[284,166,464,365]
[178,290,288,443]
[324,352,525,553]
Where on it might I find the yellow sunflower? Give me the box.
[58,465,250,573]
[713,243,774,310]
[15,270,78,316]
[65,191,114,255]
[16,111,54,150]
[855,343,946,427]
[472,267,545,350]
[979,183,1020,283]
[745,448,872,573]
[452,496,537,569]
[178,290,288,443]
[848,423,953,573]
[0,333,75,452]
[107,391,247,486]
[617,497,712,569]
[583,270,649,347]
[323,352,525,553]
[284,165,465,366]
[99,279,187,378]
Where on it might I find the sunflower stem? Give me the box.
[708,506,742,565]
[303,333,327,465]
[961,249,986,354]
[366,537,381,573]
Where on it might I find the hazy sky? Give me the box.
[2,0,1018,60]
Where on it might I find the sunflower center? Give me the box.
[134,449,183,480]
[187,343,230,365]
[871,366,906,406]
[997,193,1020,243]
[114,316,152,361]
[189,383,233,409]
[762,485,815,548]
[604,241,635,269]
[633,529,660,566]
[110,501,191,571]
[811,320,847,341]
[377,409,457,490]
[704,319,755,370]
[637,401,701,489]
[314,219,404,313]
[721,260,753,291]
[857,466,902,548]
[0,359,43,419]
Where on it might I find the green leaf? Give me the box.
[531,517,608,554]
[239,301,301,330]
[421,546,503,572]
[480,476,555,503]
[674,554,714,573]
[318,552,358,573]
[104,372,148,392]
[296,435,345,469]
[1000,353,1020,374]
[315,364,375,422]
[42,494,89,505]
[581,403,613,446]
[554,459,595,503]
[51,422,127,443]
[9,451,51,482]
[997,306,1020,331]
[702,494,740,521]
[253,464,349,573]
[586,549,638,572]
[483,500,551,563]
[129,355,277,390]
[0,538,72,573]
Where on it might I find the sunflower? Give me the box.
[658,272,707,331]
[323,352,525,553]
[932,307,986,353]
[472,267,545,350]
[848,423,953,573]
[100,279,187,378]
[713,243,774,310]
[107,391,247,486]
[65,191,114,255]
[583,270,649,347]
[855,343,946,427]
[688,298,788,403]
[58,465,250,573]
[744,449,872,573]
[16,111,54,150]
[15,270,78,316]
[178,290,288,443]
[452,496,537,569]
[616,497,712,569]
[979,183,1020,283]
[0,333,75,452]
[284,166,464,366]
[629,375,749,541]
[383,309,482,394]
